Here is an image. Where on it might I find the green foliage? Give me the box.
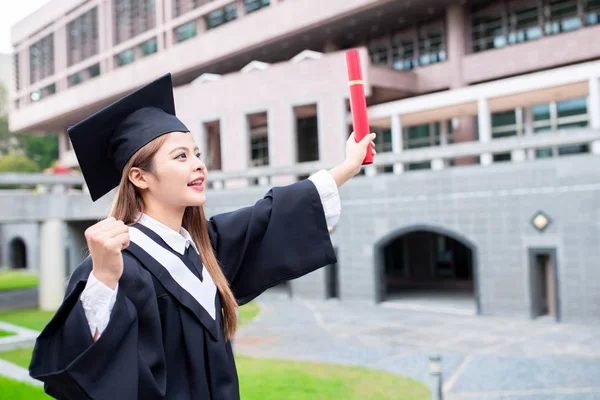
[0,330,16,338]
[0,154,41,173]
[22,134,59,170]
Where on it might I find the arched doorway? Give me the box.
[9,238,27,269]
[375,225,479,314]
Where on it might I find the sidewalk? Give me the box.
[235,293,600,400]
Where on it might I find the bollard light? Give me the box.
[428,354,443,400]
[429,354,441,376]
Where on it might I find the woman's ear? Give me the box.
[128,167,149,190]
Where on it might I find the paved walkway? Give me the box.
[235,293,600,400]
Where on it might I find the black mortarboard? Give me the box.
[68,73,189,201]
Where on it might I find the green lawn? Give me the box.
[0,271,39,292]
[237,356,429,400]
[239,301,260,329]
[0,376,49,399]
[0,309,56,331]
[0,329,16,337]
[0,347,34,369]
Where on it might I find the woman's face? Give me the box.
[144,131,207,208]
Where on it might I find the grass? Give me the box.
[0,376,50,399]
[237,356,429,400]
[239,301,260,329]
[0,309,56,332]
[0,330,16,337]
[0,347,34,369]
[0,271,39,292]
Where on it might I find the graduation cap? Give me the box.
[68,73,189,201]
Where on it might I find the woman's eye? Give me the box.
[196,152,202,159]
[176,153,187,159]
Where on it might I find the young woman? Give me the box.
[29,74,376,400]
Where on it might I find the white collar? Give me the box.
[137,213,199,256]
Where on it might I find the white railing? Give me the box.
[0,128,597,193]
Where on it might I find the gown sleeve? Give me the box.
[207,177,337,305]
[28,254,167,400]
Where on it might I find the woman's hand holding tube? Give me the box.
[329,132,377,188]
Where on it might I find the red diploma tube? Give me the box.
[345,49,373,165]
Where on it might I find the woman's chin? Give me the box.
[185,193,206,207]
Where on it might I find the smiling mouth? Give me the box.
[187,177,205,187]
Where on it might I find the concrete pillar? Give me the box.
[101,0,114,73]
[478,98,493,166]
[524,106,536,160]
[39,218,66,311]
[318,95,347,164]
[268,103,296,185]
[588,76,600,154]
[365,165,377,176]
[236,0,247,17]
[53,26,67,92]
[432,158,445,170]
[446,3,467,89]
[155,0,165,51]
[221,112,249,188]
[164,0,173,49]
[391,114,404,174]
[511,149,526,162]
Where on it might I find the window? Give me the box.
[30,83,56,102]
[418,23,446,66]
[295,108,319,163]
[391,34,415,70]
[492,109,520,138]
[373,128,393,153]
[471,3,505,52]
[585,0,600,25]
[117,49,135,66]
[508,1,543,44]
[68,63,101,87]
[368,21,444,71]
[173,0,211,18]
[546,0,581,35]
[250,126,269,167]
[67,7,99,66]
[175,22,197,42]
[245,0,270,14]
[29,34,54,84]
[205,3,237,30]
[13,53,19,91]
[140,37,158,56]
[113,0,156,44]
[530,97,589,158]
[404,121,450,149]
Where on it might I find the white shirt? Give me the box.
[79,169,341,338]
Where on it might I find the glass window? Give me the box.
[492,110,519,138]
[546,0,581,35]
[118,49,135,66]
[493,153,512,162]
[407,161,431,171]
[418,24,446,66]
[532,104,551,121]
[556,97,587,118]
[175,22,196,42]
[369,41,390,66]
[391,35,415,71]
[471,4,504,52]
[206,3,237,30]
[508,2,542,44]
[585,0,600,25]
[250,127,269,167]
[245,0,270,14]
[88,63,101,78]
[140,38,158,56]
[372,128,393,152]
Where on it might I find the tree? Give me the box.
[0,154,41,173]
[22,133,58,170]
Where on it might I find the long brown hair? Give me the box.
[109,134,238,340]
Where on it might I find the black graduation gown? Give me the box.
[28,179,337,400]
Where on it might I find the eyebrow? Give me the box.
[169,146,200,154]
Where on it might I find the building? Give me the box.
[0,53,13,116]
[7,0,600,323]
